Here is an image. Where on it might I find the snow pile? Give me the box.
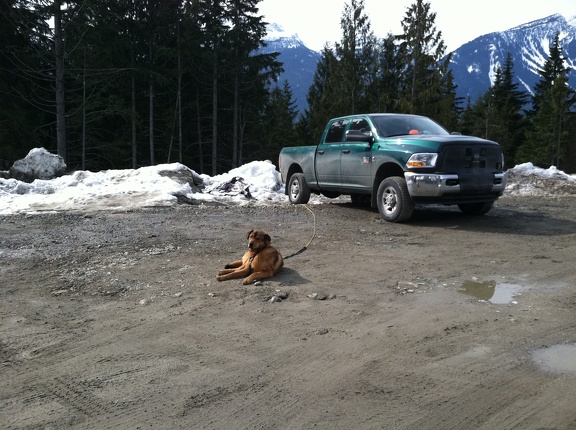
[0,160,287,215]
[199,161,284,203]
[1,158,575,215]
[7,147,66,182]
[0,163,199,214]
[505,163,576,196]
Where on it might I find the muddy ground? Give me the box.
[2,196,576,429]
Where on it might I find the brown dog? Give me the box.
[216,230,283,284]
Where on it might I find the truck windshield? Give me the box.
[371,115,449,138]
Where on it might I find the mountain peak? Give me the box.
[264,23,306,49]
[449,13,576,102]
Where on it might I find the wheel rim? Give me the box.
[290,179,300,200]
[382,186,398,215]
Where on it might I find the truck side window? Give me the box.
[325,120,348,143]
[349,118,371,135]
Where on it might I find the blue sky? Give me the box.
[259,0,576,52]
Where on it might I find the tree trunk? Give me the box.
[149,81,155,165]
[54,0,66,161]
[81,50,86,170]
[232,72,239,167]
[196,89,203,172]
[177,13,183,164]
[212,61,218,175]
[132,73,137,169]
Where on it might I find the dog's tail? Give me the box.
[284,205,316,260]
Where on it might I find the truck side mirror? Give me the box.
[346,130,374,144]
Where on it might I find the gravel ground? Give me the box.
[2,195,576,429]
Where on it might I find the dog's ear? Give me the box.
[264,233,271,243]
[246,229,254,239]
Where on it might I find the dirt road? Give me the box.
[2,196,576,429]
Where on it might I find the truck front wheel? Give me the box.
[288,173,311,204]
[376,177,414,222]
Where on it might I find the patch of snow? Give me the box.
[1,157,574,216]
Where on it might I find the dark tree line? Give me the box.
[1,0,575,174]
[1,0,284,174]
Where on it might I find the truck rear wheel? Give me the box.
[458,201,494,215]
[376,177,414,222]
[288,173,311,204]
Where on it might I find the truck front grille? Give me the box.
[438,144,503,173]
[437,144,503,194]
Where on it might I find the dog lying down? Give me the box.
[217,230,283,284]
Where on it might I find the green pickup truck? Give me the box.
[279,113,506,222]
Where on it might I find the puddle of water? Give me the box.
[532,344,576,375]
[458,279,523,304]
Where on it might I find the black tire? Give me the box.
[350,193,371,206]
[287,173,311,204]
[458,201,494,215]
[376,176,414,222]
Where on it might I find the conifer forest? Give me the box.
[1,0,575,174]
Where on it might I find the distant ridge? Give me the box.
[449,13,576,103]
[262,24,320,114]
[262,15,576,113]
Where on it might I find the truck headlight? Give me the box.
[406,153,438,168]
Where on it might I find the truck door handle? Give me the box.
[342,150,350,154]
[317,150,325,154]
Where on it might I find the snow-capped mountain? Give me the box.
[449,13,576,103]
[263,15,576,114]
[262,24,320,114]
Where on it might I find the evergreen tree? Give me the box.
[298,0,378,144]
[227,0,281,167]
[334,0,377,114]
[195,0,229,174]
[458,52,529,168]
[0,0,53,168]
[434,56,459,130]
[254,81,297,161]
[461,53,528,165]
[2,0,283,173]
[375,34,404,113]
[518,33,576,169]
[459,91,498,140]
[63,0,144,169]
[193,0,281,173]
[489,53,528,166]
[396,0,455,121]
[297,46,339,146]
[458,96,477,135]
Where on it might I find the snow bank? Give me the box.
[1,159,575,215]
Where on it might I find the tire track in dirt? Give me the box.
[3,200,576,429]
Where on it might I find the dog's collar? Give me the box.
[247,253,258,275]
[248,249,261,269]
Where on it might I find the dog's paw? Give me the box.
[216,276,224,282]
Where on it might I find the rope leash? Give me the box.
[284,204,316,260]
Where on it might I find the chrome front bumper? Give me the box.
[405,172,506,197]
